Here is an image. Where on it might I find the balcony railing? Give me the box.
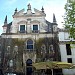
[24,49,36,52]
[19,30,26,33]
[32,30,39,33]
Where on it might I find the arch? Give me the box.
[26,59,32,66]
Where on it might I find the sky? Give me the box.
[0,0,67,34]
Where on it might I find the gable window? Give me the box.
[66,44,71,55]
[20,25,25,33]
[27,39,33,50]
[32,25,38,33]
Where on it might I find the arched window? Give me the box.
[26,59,32,66]
[14,46,18,53]
[49,45,53,53]
[41,44,46,53]
[27,39,33,49]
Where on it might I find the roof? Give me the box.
[7,22,12,26]
[46,20,52,25]
[2,25,7,27]
[6,22,12,33]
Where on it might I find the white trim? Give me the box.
[26,39,34,50]
[31,24,39,30]
[19,25,26,32]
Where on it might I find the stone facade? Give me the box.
[1,4,60,74]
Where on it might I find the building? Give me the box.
[1,4,60,75]
[59,29,75,75]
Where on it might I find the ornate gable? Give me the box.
[34,8,46,16]
[13,9,25,17]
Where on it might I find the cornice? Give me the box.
[12,14,46,18]
[17,20,27,24]
[31,20,40,24]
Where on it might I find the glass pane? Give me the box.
[27,40,33,44]
[20,25,25,31]
[33,25,38,30]
[26,59,32,66]
[27,45,33,49]
[26,67,32,75]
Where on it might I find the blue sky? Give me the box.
[0,0,67,34]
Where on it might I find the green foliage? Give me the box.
[12,38,24,46]
[64,0,75,39]
[36,38,45,58]
[12,38,24,72]
[36,38,45,49]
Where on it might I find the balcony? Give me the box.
[18,30,27,33]
[24,49,36,52]
[19,30,26,33]
[32,30,39,33]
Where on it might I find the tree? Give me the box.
[64,0,75,39]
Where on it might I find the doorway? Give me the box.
[26,59,32,75]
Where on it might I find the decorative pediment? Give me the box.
[34,8,43,15]
[15,9,25,16]
[17,20,27,24]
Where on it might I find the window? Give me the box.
[49,45,53,53]
[33,25,38,30]
[27,39,33,50]
[64,32,70,40]
[41,44,46,53]
[20,25,25,33]
[14,46,18,53]
[67,58,72,63]
[7,46,10,54]
[7,46,10,51]
[32,25,38,33]
[66,44,71,55]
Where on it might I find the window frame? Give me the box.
[66,44,71,55]
[26,39,34,50]
[32,24,39,33]
[67,58,72,63]
[19,25,26,33]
